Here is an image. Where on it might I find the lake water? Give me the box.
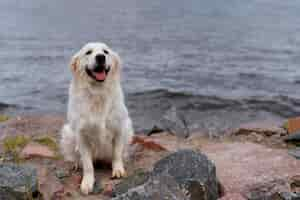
[1,0,300,133]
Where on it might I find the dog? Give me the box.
[60,42,133,195]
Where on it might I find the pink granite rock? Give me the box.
[201,142,300,197]
[20,142,56,159]
[219,193,246,200]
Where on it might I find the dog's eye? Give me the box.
[103,49,109,55]
[85,50,93,55]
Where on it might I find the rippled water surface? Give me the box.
[1,0,300,133]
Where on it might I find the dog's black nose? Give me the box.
[95,54,106,64]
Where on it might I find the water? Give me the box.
[1,0,300,133]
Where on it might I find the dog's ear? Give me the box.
[112,52,121,69]
[110,51,121,79]
[69,53,80,73]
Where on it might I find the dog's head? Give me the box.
[70,42,121,84]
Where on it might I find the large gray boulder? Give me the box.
[153,149,219,200]
[113,149,219,200]
[0,163,38,200]
[112,174,188,200]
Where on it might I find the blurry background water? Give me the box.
[1,0,300,133]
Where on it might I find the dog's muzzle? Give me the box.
[86,65,110,82]
[86,54,110,82]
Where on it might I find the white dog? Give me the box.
[60,42,133,195]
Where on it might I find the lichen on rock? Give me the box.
[0,163,38,200]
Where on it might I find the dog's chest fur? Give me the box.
[68,81,122,160]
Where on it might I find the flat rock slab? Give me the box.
[20,142,56,159]
[201,142,300,196]
[0,163,38,200]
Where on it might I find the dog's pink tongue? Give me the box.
[94,71,106,81]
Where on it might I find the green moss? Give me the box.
[0,115,9,123]
[2,135,29,163]
[3,135,29,153]
[33,136,58,151]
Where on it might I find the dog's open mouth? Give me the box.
[86,66,110,82]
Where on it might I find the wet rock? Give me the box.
[153,149,219,200]
[160,106,190,138]
[0,163,38,200]
[148,106,190,138]
[234,120,286,137]
[20,142,56,159]
[288,148,300,159]
[112,174,188,200]
[280,192,300,200]
[284,132,300,145]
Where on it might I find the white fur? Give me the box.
[60,42,133,195]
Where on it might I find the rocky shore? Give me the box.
[0,114,299,200]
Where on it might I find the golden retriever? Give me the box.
[60,42,133,194]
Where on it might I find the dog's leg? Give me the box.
[78,134,95,195]
[112,133,126,178]
[112,119,133,178]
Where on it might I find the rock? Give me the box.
[153,149,219,200]
[284,132,300,145]
[160,106,190,138]
[103,183,114,196]
[37,166,64,200]
[112,174,188,200]
[219,193,246,200]
[280,192,300,200]
[244,179,291,200]
[92,180,103,194]
[0,115,64,139]
[113,169,151,196]
[291,175,300,193]
[286,117,300,134]
[148,106,190,138]
[55,169,70,179]
[0,163,38,200]
[114,150,218,200]
[234,120,286,137]
[201,142,300,198]
[131,136,167,152]
[20,142,56,159]
[288,148,300,159]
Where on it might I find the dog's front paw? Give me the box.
[112,162,127,178]
[80,174,95,195]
